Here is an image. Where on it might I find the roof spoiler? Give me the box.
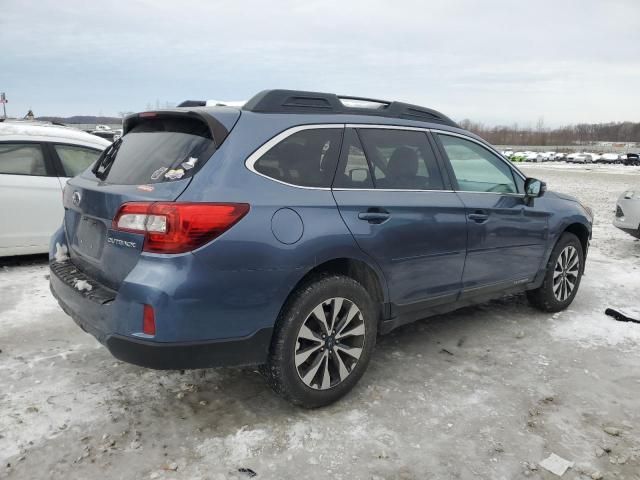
[122,110,233,148]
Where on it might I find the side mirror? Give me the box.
[525,177,546,198]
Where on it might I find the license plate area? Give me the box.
[75,216,106,258]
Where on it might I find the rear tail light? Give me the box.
[113,202,250,254]
[143,304,156,335]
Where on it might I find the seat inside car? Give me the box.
[377,146,427,189]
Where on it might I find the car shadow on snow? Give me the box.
[86,293,536,425]
[0,253,48,268]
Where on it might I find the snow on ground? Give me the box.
[1,164,639,480]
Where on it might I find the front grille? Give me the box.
[616,205,624,218]
[50,261,116,304]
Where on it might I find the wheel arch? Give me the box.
[279,257,388,328]
[563,222,590,259]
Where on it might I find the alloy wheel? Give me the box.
[294,297,366,390]
[553,245,580,301]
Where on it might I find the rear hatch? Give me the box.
[61,108,240,290]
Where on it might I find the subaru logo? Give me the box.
[72,191,81,206]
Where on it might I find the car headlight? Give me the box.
[624,191,635,199]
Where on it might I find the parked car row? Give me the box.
[502,150,640,165]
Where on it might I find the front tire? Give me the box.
[527,232,584,312]
[262,274,377,408]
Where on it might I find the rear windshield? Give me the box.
[92,117,215,185]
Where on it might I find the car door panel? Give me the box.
[0,142,63,254]
[334,189,467,305]
[0,173,63,251]
[433,132,550,293]
[332,128,467,312]
[457,192,549,290]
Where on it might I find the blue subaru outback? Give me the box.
[50,89,592,407]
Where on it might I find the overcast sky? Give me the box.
[2,0,639,126]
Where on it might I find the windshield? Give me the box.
[92,117,215,185]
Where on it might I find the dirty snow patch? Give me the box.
[54,243,68,262]
[73,279,92,292]
[197,426,269,463]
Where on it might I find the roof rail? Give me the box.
[242,89,458,127]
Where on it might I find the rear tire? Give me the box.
[527,232,584,312]
[262,274,377,408]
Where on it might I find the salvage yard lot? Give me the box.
[1,164,639,480]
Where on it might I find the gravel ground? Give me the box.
[1,164,639,480]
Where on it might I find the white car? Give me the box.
[614,190,640,239]
[0,121,110,257]
[570,153,595,164]
[541,151,556,161]
[523,151,543,162]
[554,152,566,161]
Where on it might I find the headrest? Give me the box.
[388,146,418,178]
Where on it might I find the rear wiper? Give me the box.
[92,138,123,180]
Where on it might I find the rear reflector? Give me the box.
[143,304,156,335]
[113,202,250,254]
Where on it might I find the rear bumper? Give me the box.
[613,222,640,239]
[105,329,272,370]
[50,262,273,369]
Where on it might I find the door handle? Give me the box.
[468,210,489,223]
[358,208,390,224]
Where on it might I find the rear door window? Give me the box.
[54,144,102,177]
[0,143,48,176]
[357,129,444,190]
[92,117,216,185]
[333,129,374,188]
[253,128,343,188]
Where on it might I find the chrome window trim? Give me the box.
[244,122,527,195]
[244,123,345,191]
[345,123,429,132]
[332,188,455,193]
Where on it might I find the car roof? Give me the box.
[0,121,111,149]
